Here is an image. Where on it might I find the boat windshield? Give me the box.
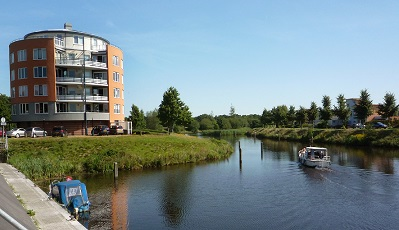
[66,186,83,202]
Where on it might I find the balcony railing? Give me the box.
[91,45,107,51]
[55,58,107,69]
[57,95,108,101]
[56,77,107,85]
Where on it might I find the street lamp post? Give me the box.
[83,36,88,135]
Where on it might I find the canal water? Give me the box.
[61,137,399,229]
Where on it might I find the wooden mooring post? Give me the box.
[114,162,118,179]
[238,141,242,168]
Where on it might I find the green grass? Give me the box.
[7,134,233,180]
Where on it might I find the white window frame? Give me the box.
[18,50,27,62]
[34,85,48,96]
[11,104,17,115]
[11,70,15,81]
[114,88,120,98]
[114,104,120,114]
[20,103,29,114]
[113,72,120,82]
[10,52,14,64]
[33,48,46,60]
[113,55,119,66]
[35,103,48,114]
[34,66,47,78]
[19,85,28,97]
[74,36,84,45]
[18,68,27,79]
[11,87,15,98]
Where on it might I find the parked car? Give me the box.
[373,122,387,129]
[0,128,4,137]
[6,128,26,138]
[91,125,109,136]
[25,127,47,138]
[352,123,365,129]
[109,125,124,135]
[52,126,68,137]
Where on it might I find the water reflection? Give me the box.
[159,166,193,227]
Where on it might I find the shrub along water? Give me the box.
[249,128,399,147]
[7,135,233,180]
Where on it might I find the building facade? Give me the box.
[9,23,124,135]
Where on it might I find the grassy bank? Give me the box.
[249,127,399,147]
[6,135,233,180]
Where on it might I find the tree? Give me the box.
[261,109,273,127]
[287,105,296,127]
[378,92,398,120]
[158,87,192,134]
[188,119,200,133]
[333,94,350,128]
[216,116,232,129]
[319,95,332,127]
[0,94,11,122]
[295,106,308,128]
[130,104,146,130]
[354,89,373,124]
[229,105,236,116]
[271,105,288,128]
[145,109,163,131]
[308,102,318,126]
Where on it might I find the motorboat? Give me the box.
[50,179,91,217]
[298,146,331,168]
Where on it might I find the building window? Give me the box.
[20,103,29,114]
[18,68,27,79]
[35,103,48,114]
[56,103,68,113]
[113,55,119,66]
[114,104,120,114]
[121,59,123,69]
[33,48,46,60]
[114,88,120,98]
[10,52,14,64]
[74,36,84,45]
[68,53,76,60]
[122,89,124,99]
[11,70,15,81]
[18,50,27,62]
[113,72,120,82]
[19,85,28,97]
[34,85,48,96]
[11,104,17,115]
[34,67,47,78]
[11,87,15,98]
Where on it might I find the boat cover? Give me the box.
[53,180,90,212]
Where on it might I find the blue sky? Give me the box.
[1,1,398,116]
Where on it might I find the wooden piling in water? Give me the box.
[114,162,118,178]
[239,148,242,165]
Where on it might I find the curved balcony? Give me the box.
[56,77,108,86]
[55,58,107,70]
[57,95,108,102]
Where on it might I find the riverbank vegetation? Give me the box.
[249,127,399,148]
[6,135,233,180]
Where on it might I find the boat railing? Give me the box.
[323,156,331,161]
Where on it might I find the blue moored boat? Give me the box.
[50,179,91,216]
